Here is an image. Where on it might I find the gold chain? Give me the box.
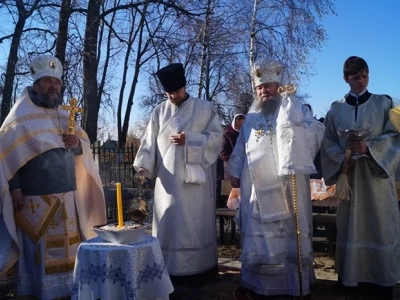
[43,107,63,135]
[291,174,303,299]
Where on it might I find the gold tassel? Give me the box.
[334,146,352,200]
[36,245,40,264]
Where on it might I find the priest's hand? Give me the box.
[62,133,80,150]
[11,189,24,211]
[349,140,368,154]
[169,131,186,145]
[231,177,240,188]
[138,167,148,176]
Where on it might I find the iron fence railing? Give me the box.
[91,143,138,188]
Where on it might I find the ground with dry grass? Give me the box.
[218,244,336,279]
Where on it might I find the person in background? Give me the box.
[133,63,223,288]
[321,56,400,300]
[220,114,246,169]
[218,113,246,208]
[227,58,325,298]
[0,55,106,300]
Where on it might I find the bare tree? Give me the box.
[82,0,101,143]
[55,0,72,66]
[0,0,41,124]
[128,117,150,141]
[249,0,260,92]
[248,0,336,83]
[139,0,336,123]
[116,0,152,147]
[0,0,335,145]
[80,0,202,144]
[197,0,212,99]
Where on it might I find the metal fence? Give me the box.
[91,142,138,188]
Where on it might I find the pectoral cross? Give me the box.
[62,98,84,134]
[255,123,265,143]
[26,199,40,214]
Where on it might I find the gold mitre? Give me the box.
[389,105,400,131]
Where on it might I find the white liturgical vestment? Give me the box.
[227,94,325,296]
[321,94,400,286]
[134,96,222,276]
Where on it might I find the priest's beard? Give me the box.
[261,95,281,118]
[36,91,62,108]
[43,93,62,108]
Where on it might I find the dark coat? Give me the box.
[219,124,240,163]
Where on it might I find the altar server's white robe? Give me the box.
[321,94,400,287]
[134,97,223,276]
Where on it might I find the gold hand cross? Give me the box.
[61,98,84,134]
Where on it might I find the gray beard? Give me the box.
[261,96,281,117]
[41,93,62,108]
[252,94,281,112]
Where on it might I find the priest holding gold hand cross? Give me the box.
[62,97,84,150]
[0,55,106,300]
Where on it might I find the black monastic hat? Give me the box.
[156,63,187,93]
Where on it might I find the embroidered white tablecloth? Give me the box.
[71,235,174,300]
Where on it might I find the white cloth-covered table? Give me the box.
[71,235,174,300]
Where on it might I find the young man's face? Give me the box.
[344,69,369,95]
[165,86,186,106]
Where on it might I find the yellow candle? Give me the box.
[116,183,124,228]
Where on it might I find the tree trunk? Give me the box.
[0,1,28,125]
[249,0,260,93]
[119,0,150,148]
[55,0,71,67]
[197,0,211,99]
[55,0,71,100]
[204,44,211,101]
[82,0,101,143]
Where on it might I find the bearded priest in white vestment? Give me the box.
[0,55,106,300]
[226,59,325,298]
[134,63,223,288]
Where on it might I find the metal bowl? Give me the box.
[92,222,150,244]
[337,127,372,141]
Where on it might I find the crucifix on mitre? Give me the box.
[61,98,84,134]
